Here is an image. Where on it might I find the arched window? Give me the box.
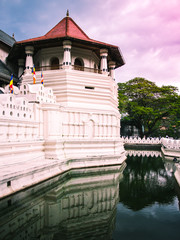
[50,57,59,70]
[74,58,84,71]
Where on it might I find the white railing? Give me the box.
[161,138,180,150]
[121,136,161,145]
[121,136,180,151]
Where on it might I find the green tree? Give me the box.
[118,77,180,138]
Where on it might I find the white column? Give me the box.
[109,61,116,80]
[100,49,108,75]
[63,40,72,69]
[18,59,25,77]
[25,46,34,74]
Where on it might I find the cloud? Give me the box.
[1,0,180,90]
[93,0,180,90]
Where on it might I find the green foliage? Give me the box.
[118,77,180,138]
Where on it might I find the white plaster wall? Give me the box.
[34,47,64,67]
[19,83,56,104]
[0,86,124,164]
[0,95,39,142]
[71,47,99,68]
[0,64,126,198]
[22,70,119,113]
[0,48,8,62]
[33,46,99,69]
[61,108,120,140]
[0,84,120,143]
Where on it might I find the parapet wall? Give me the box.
[122,136,161,145]
[0,83,54,142]
[161,138,180,150]
[161,138,180,159]
[122,136,180,149]
[0,94,39,142]
[0,83,126,198]
[121,136,180,159]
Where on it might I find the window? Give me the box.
[7,181,11,187]
[50,57,59,70]
[85,86,94,90]
[74,58,84,71]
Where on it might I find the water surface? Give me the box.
[112,152,180,240]
[0,152,180,240]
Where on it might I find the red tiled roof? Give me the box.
[12,15,125,67]
[45,16,89,40]
[17,16,118,48]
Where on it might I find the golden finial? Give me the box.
[66,9,69,17]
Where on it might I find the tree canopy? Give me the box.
[118,78,180,138]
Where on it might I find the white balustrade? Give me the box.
[121,136,161,145]
[121,136,180,152]
[161,138,180,150]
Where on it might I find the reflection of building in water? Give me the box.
[126,150,162,158]
[162,159,176,177]
[0,164,125,240]
[119,153,177,211]
[127,150,180,186]
[162,154,180,187]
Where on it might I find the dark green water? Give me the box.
[0,152,180,240]
[113,152,180,240]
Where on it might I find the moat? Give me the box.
[113,151,180,240]
[0,150,180,240]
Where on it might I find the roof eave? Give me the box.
[11,36,125,68]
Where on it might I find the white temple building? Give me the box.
[0,12,126,198]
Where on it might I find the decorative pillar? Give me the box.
[25,46,34,74]
[18,59,25,77]
[100,49,108,75]
[63,40,72,69]
[109,61,116,80]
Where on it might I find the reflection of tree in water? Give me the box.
[119,155,176,211]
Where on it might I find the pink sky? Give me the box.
[1,0,180,91]
[81,0,180,90]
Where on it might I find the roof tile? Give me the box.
[17,16,116,47]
